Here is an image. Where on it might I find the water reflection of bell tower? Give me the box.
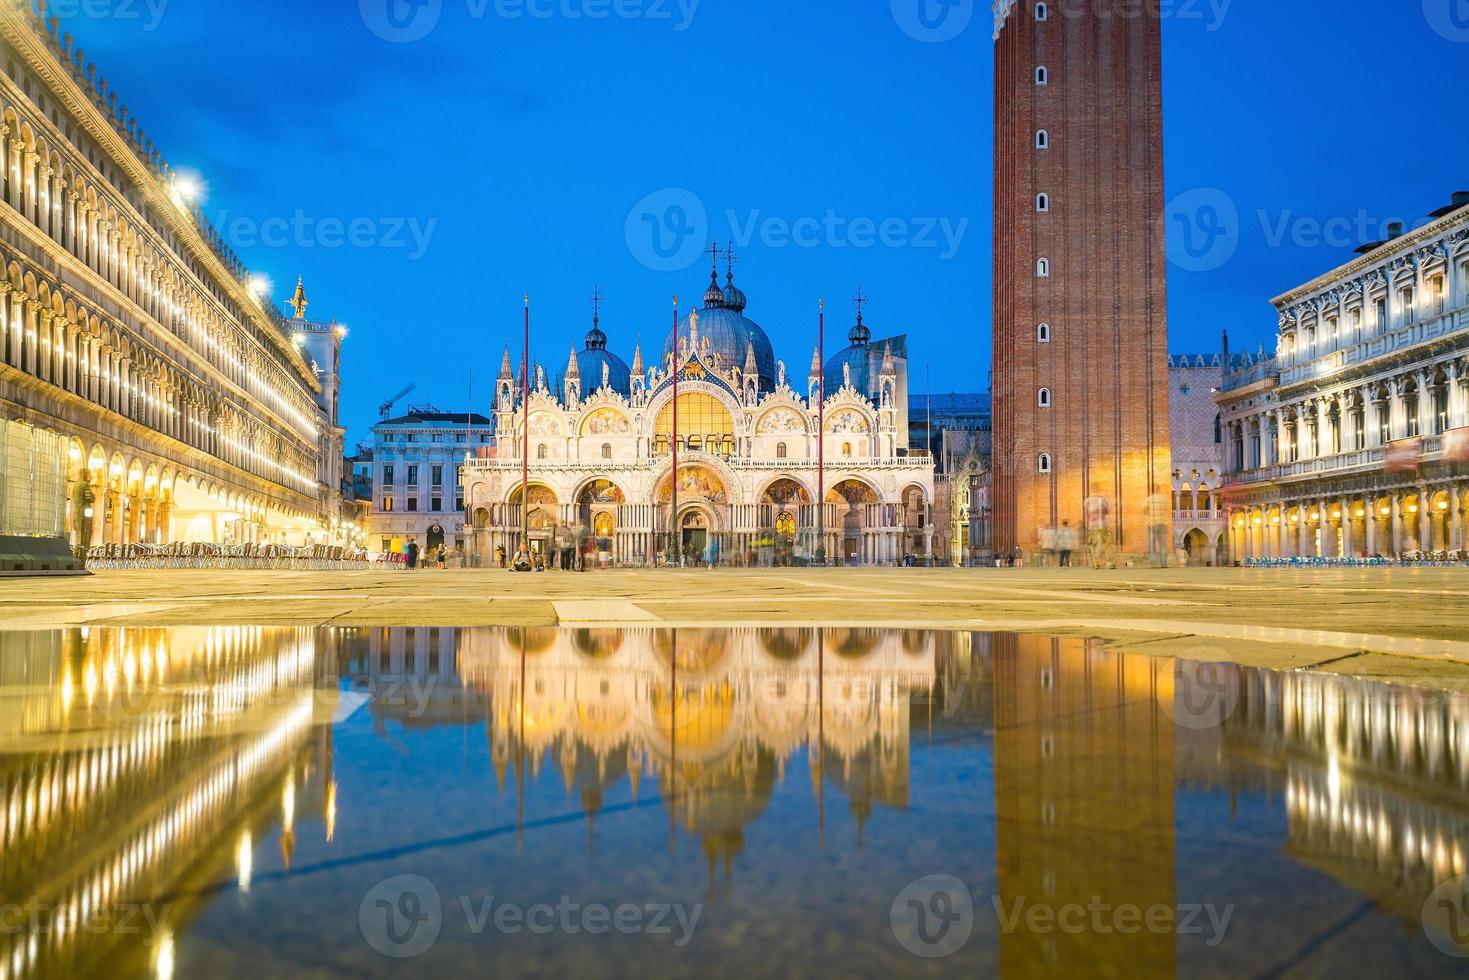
[993,636,1176,978]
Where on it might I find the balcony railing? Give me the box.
[1277,306,1468,388]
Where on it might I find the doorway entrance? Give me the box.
[681,511,709,562]
[427,524,445,553]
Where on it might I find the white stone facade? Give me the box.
[368,411,494,555]
[462,314,936,566]
[1219,195,1469,560]
[1168,354,1229,565]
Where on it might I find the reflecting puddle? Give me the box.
[1,627,1467,978]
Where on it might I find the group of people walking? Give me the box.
[400,541,448,570]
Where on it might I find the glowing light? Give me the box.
[171,169,206,206]
[237,831,253,893]
[155,930,175,980]
[248,275,272,297]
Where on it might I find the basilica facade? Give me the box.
[461,268,937,566]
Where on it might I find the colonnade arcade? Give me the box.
[56,435,323,548]
[1227,481,1468,560]
[465,465,936,567]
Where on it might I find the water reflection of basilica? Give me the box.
[456,626,947,867]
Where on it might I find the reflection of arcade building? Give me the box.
[456,627,941,857]
[0,627,333,980]
[462,266,936,565]
[1224,669,1469,921]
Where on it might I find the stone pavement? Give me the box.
[3,566,1469,687]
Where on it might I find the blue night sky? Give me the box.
[67,0,1469,445]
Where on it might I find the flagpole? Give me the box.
[816,298,826,566]
[521,294,530,564]
[670,295,679,566]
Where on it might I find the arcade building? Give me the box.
[460,265,937,566]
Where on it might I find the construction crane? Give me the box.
[378,383,417,420]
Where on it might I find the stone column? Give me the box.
[1365,503,1377,556]
[1339,498,1354,557]
[1420,486,1434,551]
[1447,361,1462,430]
[1453,487,1465,552]
[1390,494,1403,556]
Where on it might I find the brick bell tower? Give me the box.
[991,0,1172,561]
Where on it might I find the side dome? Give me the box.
[558,324,632,398]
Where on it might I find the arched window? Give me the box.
[601,443,612,460]
[1035,66,1048,85]
[1214,414,1222,444]
[1036,258,1051,278]
[1036,193,1050,212]
[536,444,547,460]
[1035,2,1048,20]
[1038,453,1052,474]
[776,442,788,459]
[1038,388,1052,408]
[1035,129,1050,150]
[1037,323,1051,343]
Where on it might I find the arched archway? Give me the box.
[826,478,880,564]
[508,484,560,561]
[759,477,811,565]
[1182,528,1211,566]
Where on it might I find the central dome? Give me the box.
[663,274,775,391]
